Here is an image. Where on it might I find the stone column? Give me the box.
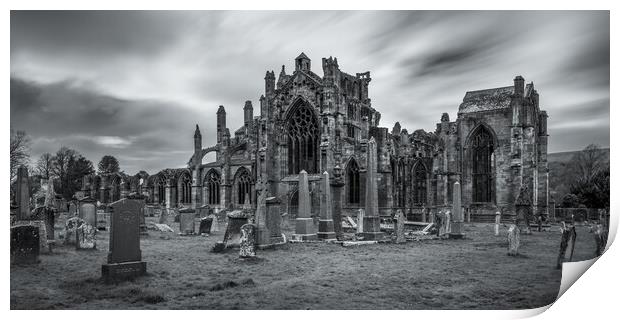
[362,137,384,240]
[255,185,270,246]
[330,165,345,240]
[449,181,464,239]
[318,171,336,240]
[292,170,317,241]
[16,166,30,221]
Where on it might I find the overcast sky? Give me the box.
[10,11,609,175]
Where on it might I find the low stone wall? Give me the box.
[554,208,603,222]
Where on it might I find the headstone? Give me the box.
[556,222,577,269]
[362,137,384,240]
[239,224,256,258]
[515,186,532,234]
[444,210,452,235]
[16,166,31,221]
[292,170,317,241]
[11,225,39,264]
[199,217,213,235]
[207,213,219,233]
[330,165,345,241]
[102,198,147,283]
[158,207,169,224]
[76,223,97,250]
[255,185,270,245]
[179,209,196,235]
[357,209,365,234]
[78,198,97,228]
[68,202,78,216]
[64,217,85,245]
[537,215,543,232]
[394,209,406,243]
[507,224,520,256]
[435,211,444,236]
[31,206,55,242]
[14,220,48,252]
[494,211,501,236]
[222,210,250,248]
[96,211,109,231]
[449,181,464,239]
[317,171,336,240]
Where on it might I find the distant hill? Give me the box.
[547,148,610,164]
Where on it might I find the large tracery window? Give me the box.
[346,159,360,204]
[180,173,192,205]
[471,127,495,203]
[205,170,221,205]
[287,102,319,174]
[413,164,427,205]
[236,168,252,205]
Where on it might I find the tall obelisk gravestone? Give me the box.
[449,181,464,239]
[362,137,384,240]
[16,166,31,221]
[292,170,317,241]
[317,171,336,240]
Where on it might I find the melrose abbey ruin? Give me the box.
[81,53,549,222]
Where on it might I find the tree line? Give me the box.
[10,129,122,201]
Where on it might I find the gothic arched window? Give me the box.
[287,101,319,174]
[413,164,427,205]
[346,159,360,204]
[395,159,407,207]
[157,177,166,204]
[205,170,221,205]
[236,168,252,205]
[471,126,495,203]
[179,172,192,205]
[110,176,121,202]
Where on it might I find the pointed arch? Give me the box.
[346,157,361,204]
[412,161,428,206]
[285,97,320,174]
[392,158,407,207]
[178,170,192,205]
[203,169,221,205]
[233,167,253,205]
[468,124,496,203]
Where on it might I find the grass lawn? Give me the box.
[10,215,600,310]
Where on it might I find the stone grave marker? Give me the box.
[76,223,97,250]
[266,197,284,243]
[102,198,147,283]
[199,217,213,235]
[444,210,452,235]
[15,166,31,221]
[68,202,78,217]
[292,170,317,241]
[356,209,365,234]
[507,224,520,256]
[179,208,196,235]
[32,206,56,244]
[222,210,250,248]
[64,217,85,245]
[239,224,256,258]
[207,213,219,233]
[158,207,168,224]
[317,171,336,240]
[96,211,109,231]
[362,137,384,240]
[78,197,97,228]
[11,225,39,264]
[14,220,48,252]
[449,181,464,239]
[394,209,406,243]
[494,211,501,236]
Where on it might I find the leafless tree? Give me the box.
[10,128,31,182]
[35,152,54,179]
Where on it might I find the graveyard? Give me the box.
[11,212,599,310]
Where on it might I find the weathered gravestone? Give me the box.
[76,223,97,250]
[207,213,219,233]
[199,217,213,235]
[292,170,317,241]
[78,197,97,228]
[179,208,196,235]
[16,166,31,221]
[14,220,48,252]
[102,198,147,283]
[68,202,78,217]
[515,186,532,234]
[221,210,250,248]
[494,211,501,236]
[444,210,452,235]
[157,207,168,224]
[32,206,56,243]
[362,137,384,241]
[317,171,336,240]
[356,209,365,234]
[507,224,520,256]
[11,225,39,264]
[556,222,577,269]
[96,211,109,231]
[449,181,464,239]
[394,209,406,244]
[64,217,85,245]
[239,224,256,258]
[266,197,284,244]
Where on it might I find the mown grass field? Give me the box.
[10,215,600,310]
